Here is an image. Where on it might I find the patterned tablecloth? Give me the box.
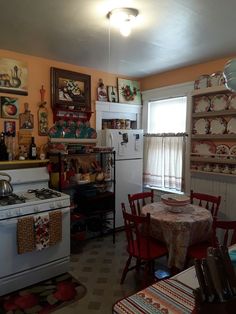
[113,278,195,314]
[141,202,213,270]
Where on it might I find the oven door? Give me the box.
[0,207,70,279]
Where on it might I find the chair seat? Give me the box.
[187,241,211,259]
[127,238,168,260]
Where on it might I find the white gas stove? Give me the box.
[0,167,71,296]
[0,188,70,219]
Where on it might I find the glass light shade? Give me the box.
[120,21,131,37]
[108,8,139,37]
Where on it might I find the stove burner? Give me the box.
[28,188,61,200]
[0,194,26,206]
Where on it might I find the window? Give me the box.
[148,97,187,133]
[144,96,187,192]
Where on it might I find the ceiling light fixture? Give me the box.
[107,7,139,37]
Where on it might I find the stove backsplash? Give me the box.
[1,167,50,192]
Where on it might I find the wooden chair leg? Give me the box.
[136,258,141,272]
[120,256,132,284]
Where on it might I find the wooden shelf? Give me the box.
[192,109,236,118]
[191,169,236,177]
[191,134,236,140]
[191,85,229,96]
[0,159,49,170]
[49,138,97,144]
[190,156,236,164]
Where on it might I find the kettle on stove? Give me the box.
[0,172,13,197]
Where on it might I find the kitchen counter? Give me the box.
[0,159,49,170]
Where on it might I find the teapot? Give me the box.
[0,172,13,197]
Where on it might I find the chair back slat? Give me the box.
[213,220,236,247]
[190,190,221,218]
[128,191,154,216]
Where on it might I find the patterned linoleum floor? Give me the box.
[55,231,169,314]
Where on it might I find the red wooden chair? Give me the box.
[120,203,168,284]
[213,220,236,247]
[128,190,154,215]
[190,190,221,218]
[187,219,236,262]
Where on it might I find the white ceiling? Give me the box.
[1,0,236,78]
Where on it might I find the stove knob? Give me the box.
[15,208,21,216]
[34,206,40,213]
[50,202,56,209]
[7,211,12,218]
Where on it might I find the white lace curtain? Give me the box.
[143,134,186,191]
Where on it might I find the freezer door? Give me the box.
[104,129,143,160]
[115,159,143,228]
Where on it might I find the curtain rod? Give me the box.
[144,132,188,137]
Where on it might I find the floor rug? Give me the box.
[0,273,87,314]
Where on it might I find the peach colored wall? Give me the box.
[0,49,122,151]
[140,55,236,91]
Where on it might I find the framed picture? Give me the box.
[19,102,34,129]
[1,96,19,119]
[97,79,108,102]
[118,78,141,105]
[0,58,28,95]
[51,67,91,111]
[4,120,16,135]
[107,85,118,102]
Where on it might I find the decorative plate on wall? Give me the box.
[228,95,236,110]
[192,141,216,155]
[210,94,228,111]
[209,117,227,134]
[229,145,236,159]
[216,144,230,157]
[208,71,225,87]
[227,117,236,134]
[193,118,209,134]
[194,96,210,113]
[194,74,210,90]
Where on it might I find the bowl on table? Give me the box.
[161,194,190,212]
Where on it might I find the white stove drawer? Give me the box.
[0,207,70,279]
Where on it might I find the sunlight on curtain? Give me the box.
[163,136,184,190]
[144,135,185,191]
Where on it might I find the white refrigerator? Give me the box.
[101,129,143,228]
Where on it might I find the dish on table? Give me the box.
[210,94,228,111]
[216,144,230,157]
[192,118,209,134]
[192,141,216,156]
[161,194,190,207]
[228,95,236,110]
[227,117,236,134]
[193,96,210,113]
[209,117,227,134]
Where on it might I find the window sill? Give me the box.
[144,185,184,195]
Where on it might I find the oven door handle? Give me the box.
[0,207,70,226]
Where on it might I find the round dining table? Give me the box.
[141,201,213,270]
